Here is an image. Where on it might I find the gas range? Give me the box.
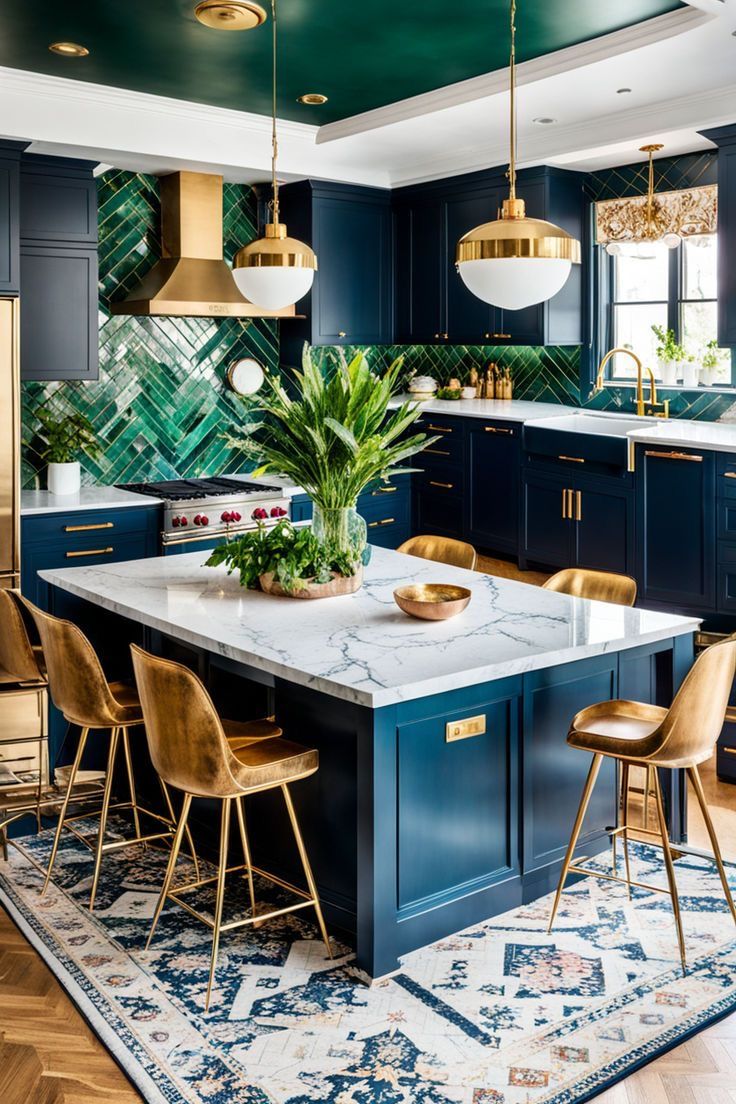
[118,477,290,550]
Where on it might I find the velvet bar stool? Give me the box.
[130,645,333,1012]
[398,535,478,571]
[548,634,736,972]
[543,567,638,607]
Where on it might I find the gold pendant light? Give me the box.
[456,0,580,311]
[605,144,681,256]
[231,0,317,310]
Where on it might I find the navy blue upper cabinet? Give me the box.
[444,187,497,343]
[699,125,736,346]
[395,195,445,343]
[278,180,393,365]
[20,154,99,382]
[0,141,25,296]
[635,445,716,611]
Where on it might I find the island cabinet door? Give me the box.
[466,420,520,556]
[635,446,716,610]
[521,655,618,886]
[521,471,571,568]
[396,688,520,918]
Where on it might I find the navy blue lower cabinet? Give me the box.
[291,483,411,549]
[636,445,716,611]
[573,478,634,576]
[466,420,520,555]
[521,471,570,568]
[289,494,313,524]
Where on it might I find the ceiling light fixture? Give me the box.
[194,1,267,30]
[48,41,89,57]
[231,0,317,309]
[298,93,328,105]
[533,116,557,125]
[605,143,681,256]
[616,87,632,94]
[455,0,580,311]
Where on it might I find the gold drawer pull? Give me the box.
[372,486,397,495]
[429,480,454,490]
[724,472,736,480]
[338,331,347,338]
[485,426,513,435]
[427,424,453,433]
[446,714,486,742]
[575,490,582,522]
[559,455,585,464]
[645,450,703,462]
[63,521,114,533]
[562,488,574,519]
[722,747,736,756]
[65,547,114,559]
[492,333,511,339]
[368,518,395,528]
[425,448,451,456]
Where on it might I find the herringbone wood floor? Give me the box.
[0,555,734,1102]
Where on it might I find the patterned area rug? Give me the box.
[1,825,735,1104]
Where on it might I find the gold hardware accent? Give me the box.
[63,522,114,533]
[724,472,736,480]
[723,747,736,756]
[65,547,114,558]
[368,518,395,528]
[425,448,451,456]
[429,480,454,490]
[338,331,346,338]
[628,438,636,473]
[371,486,397,495]
[427,424,453,433]
[644,450,703,462]
[297,93,328,105]
[592,349,670,420]
[492,332,512,339]
[446,714,487,743]
[574,490,582,522]
[194,1,267,30]
[484,426,513,435]
[558,455,584,464]
[0,300,20,583]
[48,41,89,57]
[561,488,568,519]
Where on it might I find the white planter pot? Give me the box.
[658,357,678,386]
[681,362,700,389]
[47,461,80,496]
[701,365,715,387]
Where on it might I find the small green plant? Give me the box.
[206,520,358,594]
[33,409,101,464]
[436,386,462,400]
[703,339,720,370]
[651,325,679,362]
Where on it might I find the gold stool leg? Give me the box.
[621,761,633,901]
[652,768,687,974]
[205,798,231,1013]
[159,778,200,882]
[548,753,604,933]
[146,792,192,951]
[121,728,143,846]
[281,784,333,959]
[235,796,260,927]
[644,765,654,831]
[89,727,121,911]
[41,726,89,896]
[687,765,736,926]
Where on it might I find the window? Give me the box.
[606,233,733,386]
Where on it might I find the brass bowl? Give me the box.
[393,583,472,621]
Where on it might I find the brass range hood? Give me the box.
[111,171,295,318]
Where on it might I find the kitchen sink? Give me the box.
[525,412,663,437]
[523,411,664,470]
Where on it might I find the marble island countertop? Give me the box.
[40,546,699,708]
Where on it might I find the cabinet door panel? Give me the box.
[20,172,97,244]
[445,190,496,342]
[0,155,20,294]
[414,486,464,540]
[395,200,444,343]
[20,245,98,380]
[522,472,571,567]
[573,483,633,575]
[467,421,520,555]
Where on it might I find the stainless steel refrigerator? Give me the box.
[0,297,19,592]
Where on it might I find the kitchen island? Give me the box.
[40,547,699,977]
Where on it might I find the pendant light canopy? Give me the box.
[231,0,317,309]
[456,0,580,311]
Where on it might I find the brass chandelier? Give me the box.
[604,144,682,256]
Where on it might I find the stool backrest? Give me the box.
[22,599,122,727]
[398,535,477,571]
[130,645,241,798]
[0,589,45,683]
[543,568,637,607]
[660,636,736,764]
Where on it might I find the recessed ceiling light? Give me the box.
[533,117,557,125]
[194,1,266,31]
[48,41,89,57]
[298,93,329,106]
[616,87,632,94]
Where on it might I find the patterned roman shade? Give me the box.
[595,185,718,246]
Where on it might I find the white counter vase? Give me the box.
[681,361,700,389]
[47,461,80,496]
[658,357,678,386]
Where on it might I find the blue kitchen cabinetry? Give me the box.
[699,125,736,346]
[20,154,99,381]
[291,473,412,550]
[277,180,393,366]
[0,140,25,295]
[393,165,586,347]
[466,419,520,555]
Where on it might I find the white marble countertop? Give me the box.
[627,419,736,453]
[21,486,164,516]
[392,396,573,422]
[39,546,699,708]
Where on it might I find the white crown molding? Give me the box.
[682,0,726,13]
[316,7,714,145]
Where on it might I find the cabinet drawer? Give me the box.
[0,689,47,743]
[718,461,736,500]
[717,562,736,613]
[416,432,464,466]
[365,517,410,550]
[22,506,159,545]
[22,530,155,610]
[415,468,464,497]
[718,500,736,542]
[414,485,464,539]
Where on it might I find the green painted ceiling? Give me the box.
[0,0,684,125]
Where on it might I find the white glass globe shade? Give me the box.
[606,242,623,257]
[457,257,572,311]
[663,233,681,250]
[232,266,315,311]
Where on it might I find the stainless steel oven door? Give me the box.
[161,521,271,556]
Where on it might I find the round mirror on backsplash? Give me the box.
[226,357,265,396]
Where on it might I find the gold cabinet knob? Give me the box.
[338,331,347,338]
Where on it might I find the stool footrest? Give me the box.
[567,861,672,896]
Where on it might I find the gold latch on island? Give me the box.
[446,714,486,742]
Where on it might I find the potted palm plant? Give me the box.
[209,349,434,598]
[33,409,101,495]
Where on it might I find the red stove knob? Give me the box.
[200,515,209,526]
[277,507,288,517]
[221,511,232,523]
[270,506,281,517]
[193,514,202,526]
[252,507,267,520]
[232,511,242,522]
[172,516,181,528]
[180,516,188,526]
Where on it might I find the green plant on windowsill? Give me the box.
[651,325,678,364]
[32,409,101,465]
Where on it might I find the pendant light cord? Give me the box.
[270,0,280,224]
[508,0,517,201]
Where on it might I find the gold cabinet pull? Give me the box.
[427,424,453,433]
[561,488,569,519]
[371,485,397,495]
[724,472,736,480]
[63,521,114,533]
[65,547,114,559]
[429,480,454,490]
[338,331,347,338]
[485,426,513,435]
[644,450,703,462]
[575,490,582,522]
[492,332,511,339]
[368,517,395,528]
[446,714,486,742]
[424,448,451,457]
[558,455,585,464]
